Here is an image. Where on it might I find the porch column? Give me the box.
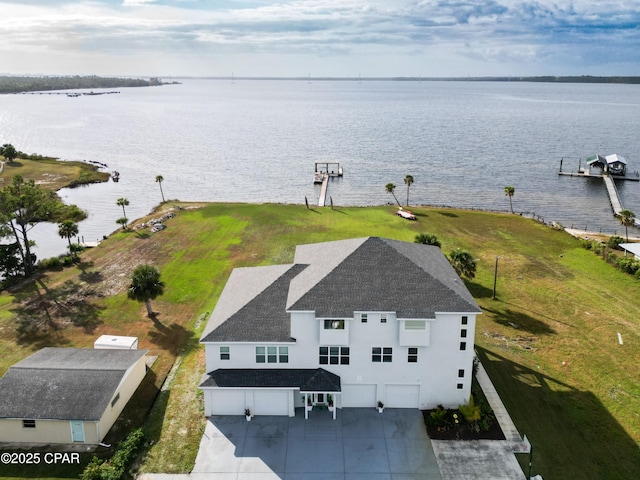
[304,393,309,420]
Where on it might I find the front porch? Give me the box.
[301,391,340,420]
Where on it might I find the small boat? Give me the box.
[396,208,417,221]
[314,172,324,184]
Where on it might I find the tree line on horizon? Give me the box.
[0,75,165,94]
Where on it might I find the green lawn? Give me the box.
[1,203,639,480]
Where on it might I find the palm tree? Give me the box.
[116,217,129,230]
[128,264,165,317]
[58,221,78,257]
[449,248,477,280]
[618,209,636,242]
[1,144,17,163]
[155,175,165,203]
[385,183,401,207]
[504,186,515,213]
[404,175,414,206]
[116,197,129,229]
[415,233,441,248]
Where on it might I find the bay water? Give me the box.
[1,79,639,259]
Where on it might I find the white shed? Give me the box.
[94,335,138,350]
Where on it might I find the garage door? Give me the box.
[253,390,290,416]
[385,384,420,408]
[205,389,246,416]
[341,384,377,407]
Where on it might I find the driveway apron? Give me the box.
[191,407,442,479]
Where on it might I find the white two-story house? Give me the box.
[199,237,481,417]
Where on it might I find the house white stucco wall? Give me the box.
[202,310,477,414]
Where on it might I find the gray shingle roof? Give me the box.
[288,237,481,318]
[0,348,147,421]
[201,264,307,343]
[200,237,480,344]
[200,368,341,392]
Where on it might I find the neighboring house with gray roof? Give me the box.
[0,347,148,444]
[200,237,481,418]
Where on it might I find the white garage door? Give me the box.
[253,390,290,416]
[206,389,246,416]
[341,384,377,407]
[385,384,420,408]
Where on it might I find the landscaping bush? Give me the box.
[38,256,63,271]
[616,257,640,275]
[607,235,625,249]
[427,405,450,430]
[459,396,481,424]
[80,428,145,480]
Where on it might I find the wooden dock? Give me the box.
[314,162,343,206]
[318,174,329,206]
[602,175,623,215]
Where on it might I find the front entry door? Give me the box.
[70,421,85,442]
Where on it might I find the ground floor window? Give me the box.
[22,419,36,429]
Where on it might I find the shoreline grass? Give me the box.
[0,156,110,191]
[0,203,638,480]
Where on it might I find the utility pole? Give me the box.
[492,256,499,299]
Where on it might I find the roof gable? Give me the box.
[288,237,480,317]
[0,348,147,421]
[201,264,307,343]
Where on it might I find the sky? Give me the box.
[0,0,639,77]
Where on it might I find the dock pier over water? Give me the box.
[558,155,640,227]
[314,162,343,206]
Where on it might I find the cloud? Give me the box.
[0,1,638,75]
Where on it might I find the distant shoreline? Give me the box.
[0,75,179,94]
[166,75,640,85]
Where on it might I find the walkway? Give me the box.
[431,360,528,480]
[602,175,623,215]
[318,174,329,206]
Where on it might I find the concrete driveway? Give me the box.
[191,407,441,479]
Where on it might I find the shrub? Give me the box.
[607,235,625,249]
[38,256,62,271]
[428,405,450,430]
[80,428,145,480]
[616,257,640,275]
[459,396,481,424]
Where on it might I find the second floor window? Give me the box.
[372,347,392,363]
[408,347,418,363]
[256,346,289,363]
[220,346,230,360]
[324,319,345,330]
[319,346,350,365]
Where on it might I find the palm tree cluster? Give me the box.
[116,197,129,230]
[386,174,416,206]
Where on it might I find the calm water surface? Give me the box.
[1,80,639,258]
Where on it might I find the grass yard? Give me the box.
[0,156,109,190]
[0,203,639,480]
